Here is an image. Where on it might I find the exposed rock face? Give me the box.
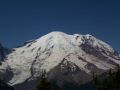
[0,31,120,90]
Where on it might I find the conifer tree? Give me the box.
[93,65,120,90]
[36,70,51,90]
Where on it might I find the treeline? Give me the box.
[35,66,120,90]
[1,66,120,90]
[93,65,120,90]
[35,70,51,90]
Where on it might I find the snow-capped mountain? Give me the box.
[0,31,120,90]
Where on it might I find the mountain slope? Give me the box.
[0,43,11,62]
[0,31,120,90]
[0,79,14,90]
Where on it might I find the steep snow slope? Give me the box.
[0,31,120,88]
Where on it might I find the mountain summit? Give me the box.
[0,31,120,90]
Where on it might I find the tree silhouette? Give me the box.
[36,70,51,90]
[93,65,120,90]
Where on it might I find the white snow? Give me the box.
[0,31,119,86]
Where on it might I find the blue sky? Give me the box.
[0,0,120,51]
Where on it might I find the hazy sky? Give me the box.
[0,0,120,51]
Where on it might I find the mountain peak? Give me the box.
[85,34,94,39]
[49,31,66,34]
[0,31,120,89]
[45,31,68,37]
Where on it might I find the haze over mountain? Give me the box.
[0,31,120,90]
